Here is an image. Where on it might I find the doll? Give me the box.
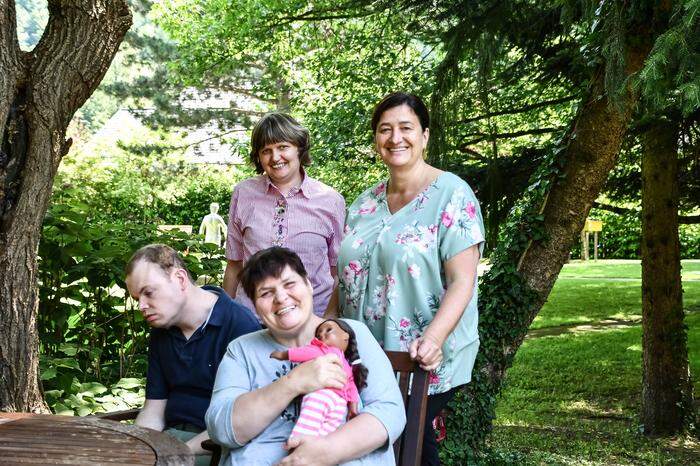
[270,318,369,437]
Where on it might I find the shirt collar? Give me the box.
[264,169,314,199]
[199,286,224,327]
[166,287,224,340]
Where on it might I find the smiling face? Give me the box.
[258,141,302,187]
[375,104,429,170]
[125,260,187,329]
[315,320,350,353]
[253,265,314,339]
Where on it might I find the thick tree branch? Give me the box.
[514,1,670,315]
[460,127,564,147]
[592,201,631,215]
[32,0,132,130]
[1,0,22,138]
[459,146,488,161]
[593,201,700,224]
[455,95,578,125]
[681,215,700,224]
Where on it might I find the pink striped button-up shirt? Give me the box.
[226,173,345,316]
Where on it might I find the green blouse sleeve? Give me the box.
[438,182,485,262]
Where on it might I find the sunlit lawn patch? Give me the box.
[532,260,700,330]
[485,261,700,465]
[557,259,700,279]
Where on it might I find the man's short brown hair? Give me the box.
[125,244,192,281]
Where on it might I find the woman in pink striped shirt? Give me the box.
[223,113,346,316]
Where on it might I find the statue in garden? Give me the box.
[199,202,227,247]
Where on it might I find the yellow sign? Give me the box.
[583,219,603,232]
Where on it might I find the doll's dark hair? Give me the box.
[316,319,368,391]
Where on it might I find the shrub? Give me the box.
[38,201,227,414]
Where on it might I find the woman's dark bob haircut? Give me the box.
[239,246,309,301]
[370,92,430,133]
[250,113,312,174]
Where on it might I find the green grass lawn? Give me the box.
[557,259,700,280]
[532,260,700,330]
[485,260,699,465]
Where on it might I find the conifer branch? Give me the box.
[460,127,564,147]
[454,96,578,125]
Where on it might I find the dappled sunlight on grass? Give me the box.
[532,279,643,329]
[611,312,641,321]
[496,328,643,428]
[561,399,628,420]
[489,422,699,465]
[488,299,700,465]
[530,265,700,330]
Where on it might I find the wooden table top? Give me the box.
[0,412,194,465]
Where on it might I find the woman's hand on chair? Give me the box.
[409,333,443,371]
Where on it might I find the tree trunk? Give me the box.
[495,11,661,387]
[0,0,131,413]
[640,117,693,435]
[443,3,673,460]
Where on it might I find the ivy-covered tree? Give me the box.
[0,0,131,412]
[639,116,693,436]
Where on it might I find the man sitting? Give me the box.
[125,244,260,464]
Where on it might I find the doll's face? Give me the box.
[316,320,350,352]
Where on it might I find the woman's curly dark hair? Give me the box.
[316,318,368,391]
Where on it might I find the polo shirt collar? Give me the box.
[200,286,225,328]
[264,169,314,199]
[166,287,224,341]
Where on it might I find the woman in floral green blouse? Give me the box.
[332,92,485,466]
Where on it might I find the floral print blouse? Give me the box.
[338,172,485,395]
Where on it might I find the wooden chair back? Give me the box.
[385,350,430,466]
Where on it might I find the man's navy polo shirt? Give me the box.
[145,285,260,429]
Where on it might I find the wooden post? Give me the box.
[593,231,598,261]
[581,219,602,262]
